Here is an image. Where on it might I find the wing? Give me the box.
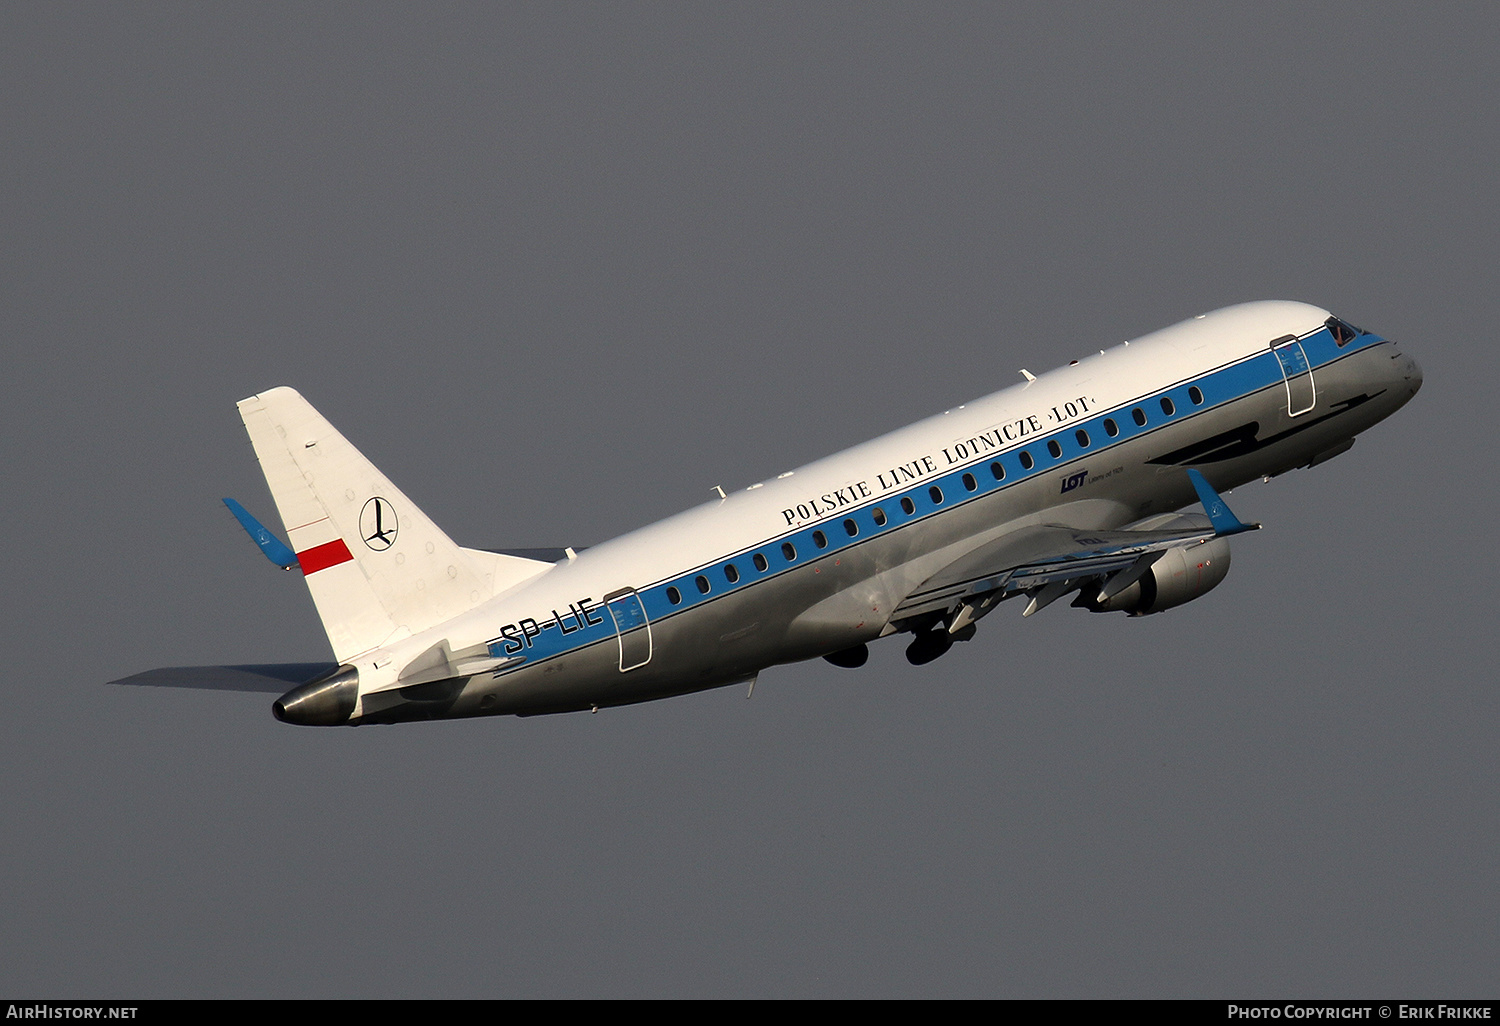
[893,469,1258,622]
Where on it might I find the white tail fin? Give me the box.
[237,387,550,662]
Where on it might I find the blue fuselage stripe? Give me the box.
[489,328,1386,667]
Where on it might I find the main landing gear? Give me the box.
[902,593,998,665]
[824,594,998,669]
[904,629,952,665]
[903,622,977,665]
[823,643,869,668]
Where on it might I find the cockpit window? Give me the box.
[1327,316,1361,347]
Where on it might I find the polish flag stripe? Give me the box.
[297,539,354,575]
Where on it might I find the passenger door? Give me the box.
[602,587,653,672]
[1271,335,1316,416]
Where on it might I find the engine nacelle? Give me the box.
[1077,513,1232,615]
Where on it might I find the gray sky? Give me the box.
[2,3,1494,997]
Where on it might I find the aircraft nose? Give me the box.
[1403,350,1423,396]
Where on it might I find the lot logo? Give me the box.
[1060,470,1087,494]
[359,497,399,550]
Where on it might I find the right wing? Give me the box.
[893,469,1258,622]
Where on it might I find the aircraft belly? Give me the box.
[439,584,802,716]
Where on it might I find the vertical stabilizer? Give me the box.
[236,387,548,662]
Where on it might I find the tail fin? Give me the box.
[236,387,549,662]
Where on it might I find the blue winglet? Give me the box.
[223,498,299,570]
[1185,469,1258,536]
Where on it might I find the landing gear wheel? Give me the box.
[905,631,953,666]
[823,644,869,668]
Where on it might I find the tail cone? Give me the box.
[273,666,359,726]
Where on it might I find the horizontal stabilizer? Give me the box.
[109,663,339,693]
[479,547,583,563]
[223,498,298,569]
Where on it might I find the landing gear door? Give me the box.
[1271,335,1316,417]
[603,587,653,672]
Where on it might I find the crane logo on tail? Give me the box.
[359,497,399,550]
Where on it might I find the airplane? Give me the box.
[111,300,1422,725]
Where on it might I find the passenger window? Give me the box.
[1132,408,1147,426]
[900,496,915,515]
[782,542,797,562]
[695,575,710,594]
[1189,386,1204,405]
[724,564,739,584]
[991,461,1005,481]
[1047,440,1062,458]
[962,472,977,492]
[1160,397,1175,416]
[667,586,681,605]
[812,530,827,549]
[753,553,768,572]
[1076,429,1090,447]
[929,485,943,504]
[872,507,887,526]
[843,518,858,537]
[1019,451,1034,470]
[1104,418,1118,437]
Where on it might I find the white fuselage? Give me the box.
[339,300,1420,723]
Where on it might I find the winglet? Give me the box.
[1186,469,1259,536]
[223,498,299,570]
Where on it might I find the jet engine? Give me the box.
[1076,514,1232,616]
